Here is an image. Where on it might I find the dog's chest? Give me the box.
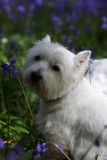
[36,99,80,142]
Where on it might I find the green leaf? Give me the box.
[94,154,100,160]
[14,126,29,134]
[21,149,35,160]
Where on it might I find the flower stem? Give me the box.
[48,142,71,160]
[0,72,5,111]
[7,71,10,153]
[18,76,34,121]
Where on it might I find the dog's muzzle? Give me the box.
[31,71,42,83]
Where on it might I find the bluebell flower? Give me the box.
[71,48,75,53]
[7,151,17,160]
[58,145,64,152]
[8,43,17,52]
[14,144,25,156]
[66,39,72,48]
[88,59,93,65]
[82,46,88,50]
[36,144,41,152]
[2,58,18,78]
[41,143,47,152]
[17,5,26,14]
[70,25,77,33]
[62,35,68,41]
[88,70,93,76]
[101,16,107,29]
[49,14,60,27]
[91,51,96,58]
[36,0,43,6]
[32,150,41,159]
[32,143,47,159]
[0,138,5,149]
[0,33,4,37]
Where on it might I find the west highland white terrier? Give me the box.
[23,35,107,160]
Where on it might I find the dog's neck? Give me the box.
[40,78,90,114]
[39,77,92,115]
[43,77,88,103]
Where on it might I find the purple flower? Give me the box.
[58,145,64,152]
[8,43,17,52]
[35,144,41,152]
[32,143,47,159]
[88,70,93,76]
[36,0,43,6]
[82,46,88,50]
[88,59,93,65]
[49,14,62,27]
[62,35,68,41]
[36,143,47,153]
[91,51,96,58]
[2,58,18,78]
[102,16,107,23]
[71,48,75,53]
[17,5,26,14]
[70,25,77,32]
[41,143,47,152]
[66,39,72,48]
[7,151,17,160]
[32,150,41,159]
[101,23,107,29]
[2,63,10,75]
[0,33,4,37]
[101,16,107,29]
[0,138,5,149]
[14,144,25,156]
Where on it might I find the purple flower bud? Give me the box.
[14,144,25,156]
[7,151,17,160]
[71,48,75,53]
[41,143,47,152]
[0,33,4,37]
[58,145,64,152]
[33,143,47,158]
[0,138,5,149]
[32,150,41,158]
[17,5,26,14]
[36,144,42,152]
[2,57,19,78]
[88,70,92,76]
[8,43,17,51]
[88,59,93,65]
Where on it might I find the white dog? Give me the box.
[23,35,107,160]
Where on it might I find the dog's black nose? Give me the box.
[31,71,42,82]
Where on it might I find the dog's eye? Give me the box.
[52,65,60,72]
[35,55,41,61]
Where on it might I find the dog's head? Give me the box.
[22,35,91,100]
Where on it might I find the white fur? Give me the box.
[23,35,107,160]
[85,59,107,95]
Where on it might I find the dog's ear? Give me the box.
[74,50,91,67]
[42,35,51,43]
